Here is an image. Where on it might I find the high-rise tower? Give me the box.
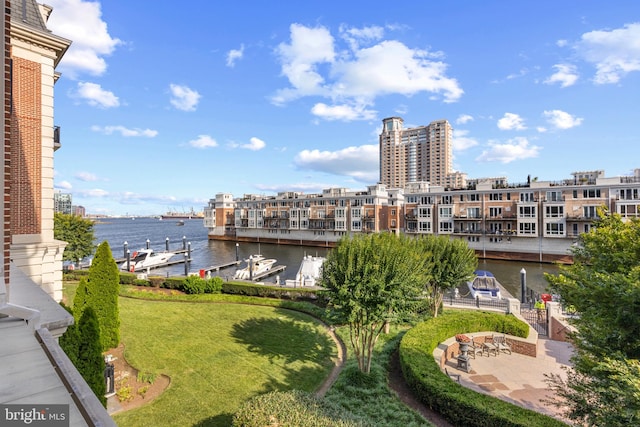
[379,117,454,188]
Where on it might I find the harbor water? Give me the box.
[93,217,559,296]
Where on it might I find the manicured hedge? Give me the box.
[399,310,566,426]
[222,281,324,303]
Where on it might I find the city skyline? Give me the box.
[48,0,640,216]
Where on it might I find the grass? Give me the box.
[323,326,434,427]
[63,281,436,425]
[110,298,336,427]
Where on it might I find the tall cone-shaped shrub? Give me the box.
[86,241,120,350]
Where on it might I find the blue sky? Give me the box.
[48,0,640,216]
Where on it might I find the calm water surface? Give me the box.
[93,217,558,295]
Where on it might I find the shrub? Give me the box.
[232,390,361,427]
[85,241,120,350]
[77,307,106,406]
[203,276,223,293]
[119,272,136,285]
[399,310,565,426]
[222,281,319,301]
[133,278,151,287]
[148,276,165,288]
[162,277,186,290]
[116,378,133,403]
[137,371,157,384]
[181,275,205,294]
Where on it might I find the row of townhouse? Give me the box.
[203,169,640,263]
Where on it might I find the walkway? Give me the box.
[445,338,573,420]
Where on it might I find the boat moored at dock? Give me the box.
[285,255,325,287]
[121,248,177,272]
[233,254,277,280]
[467,270,503,299]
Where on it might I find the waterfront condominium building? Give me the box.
[204,169,640,264]
[379,117,459,188]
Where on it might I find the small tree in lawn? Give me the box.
[320,232,427,374]
[86,241,120,351]
[416,235,477,317]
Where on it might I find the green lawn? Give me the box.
[112,298,337,427]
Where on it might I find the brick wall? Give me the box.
[9,55,41,236]
[3,0,10,285]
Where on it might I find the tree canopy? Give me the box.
[54,212,95,264]
[416,235,477,317]
[545,210,640,425]
[320,232,429,373]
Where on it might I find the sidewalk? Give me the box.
[446,338,574,420]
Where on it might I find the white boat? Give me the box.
[285,255,325,287]
[121,248,176,272]
[233,254,277,280]
[467,270,503,299]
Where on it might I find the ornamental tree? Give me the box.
[416,235,477,317]
[545,210,640,425]
[77,241,120,351]
[320,232,428,373]
[77,307,106,406]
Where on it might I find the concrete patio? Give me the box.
[445,337,574,421]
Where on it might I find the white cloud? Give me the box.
[74,82,119,108]
[452,129,479,152]
[169,84,201,111]
[56,181,72,190]
[311,103,376,121]
[228,137,266,151]
[456,114,474,125]
[476,137,541,163]
[91,125,157,137]
[226,44,245,67]
[497,113,526,131]
[45,0,122,78]
[272,24,336,104]
[543,110,583,129]
[188,135,218,149]
[576,23,640,84]
[544,64,579,87]
[244,137,266,151]
[294,145,378,182]
[84,189,109,197]
[272,24,463,120]
[334,40,463,102]
[75,171,98,181]
[339,24,385,50]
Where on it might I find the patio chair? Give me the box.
[470,337,484,358]
[482,335,498,357]
[495,334,512,354]
[445,368,461,383]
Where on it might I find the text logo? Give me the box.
[0,405,69,426]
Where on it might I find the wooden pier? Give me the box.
[201,260,241,273]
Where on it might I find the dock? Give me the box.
[201,260,241,273]
[251,265,286,281]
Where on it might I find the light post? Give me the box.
[235,243,239,262]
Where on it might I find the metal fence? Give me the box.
[443,294,509,311]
